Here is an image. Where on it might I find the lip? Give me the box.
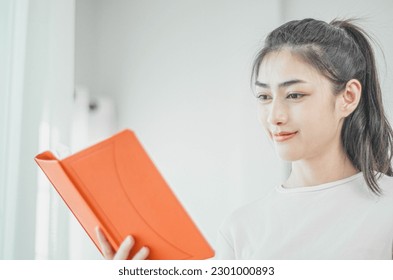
[271,131,298,142]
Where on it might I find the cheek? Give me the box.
[257,106,270,129]
[300,107,340,141]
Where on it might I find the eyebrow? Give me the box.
[255,79,307,89]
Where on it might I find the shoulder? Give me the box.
[378,174,393,198]
[360,174,393,218]
[379,173,393,187]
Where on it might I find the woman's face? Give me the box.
[256,49,344,162]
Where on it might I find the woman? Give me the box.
[97,18,393,260]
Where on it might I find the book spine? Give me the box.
[35,155,107,256]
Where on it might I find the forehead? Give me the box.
[257,49,324,85]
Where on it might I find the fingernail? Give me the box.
[141,246,149,254]
[125,236,133,246]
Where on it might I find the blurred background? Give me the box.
[1,0,392,259]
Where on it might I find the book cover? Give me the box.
[34,129,214,260]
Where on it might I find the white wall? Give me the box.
[76,0,286,247]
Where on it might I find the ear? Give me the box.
[337,79,362,118]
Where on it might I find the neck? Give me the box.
[284,144,358,188]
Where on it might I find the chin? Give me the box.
[275,148,301,162]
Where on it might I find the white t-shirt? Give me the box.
[215,172,393,259]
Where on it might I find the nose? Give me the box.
[267,99,287,126]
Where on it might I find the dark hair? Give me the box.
[252,18,393,195]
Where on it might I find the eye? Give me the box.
[287,93,305,99]
[256,94,272,102]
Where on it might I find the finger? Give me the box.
[132,246,150,260]
[95,226,115,259]
[113,236,134,260]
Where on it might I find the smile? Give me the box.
[272,131,298,142]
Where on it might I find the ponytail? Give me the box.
[332,19,393,195]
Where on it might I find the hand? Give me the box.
[95,226,150,260]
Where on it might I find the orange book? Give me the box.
[34,129,214,260]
